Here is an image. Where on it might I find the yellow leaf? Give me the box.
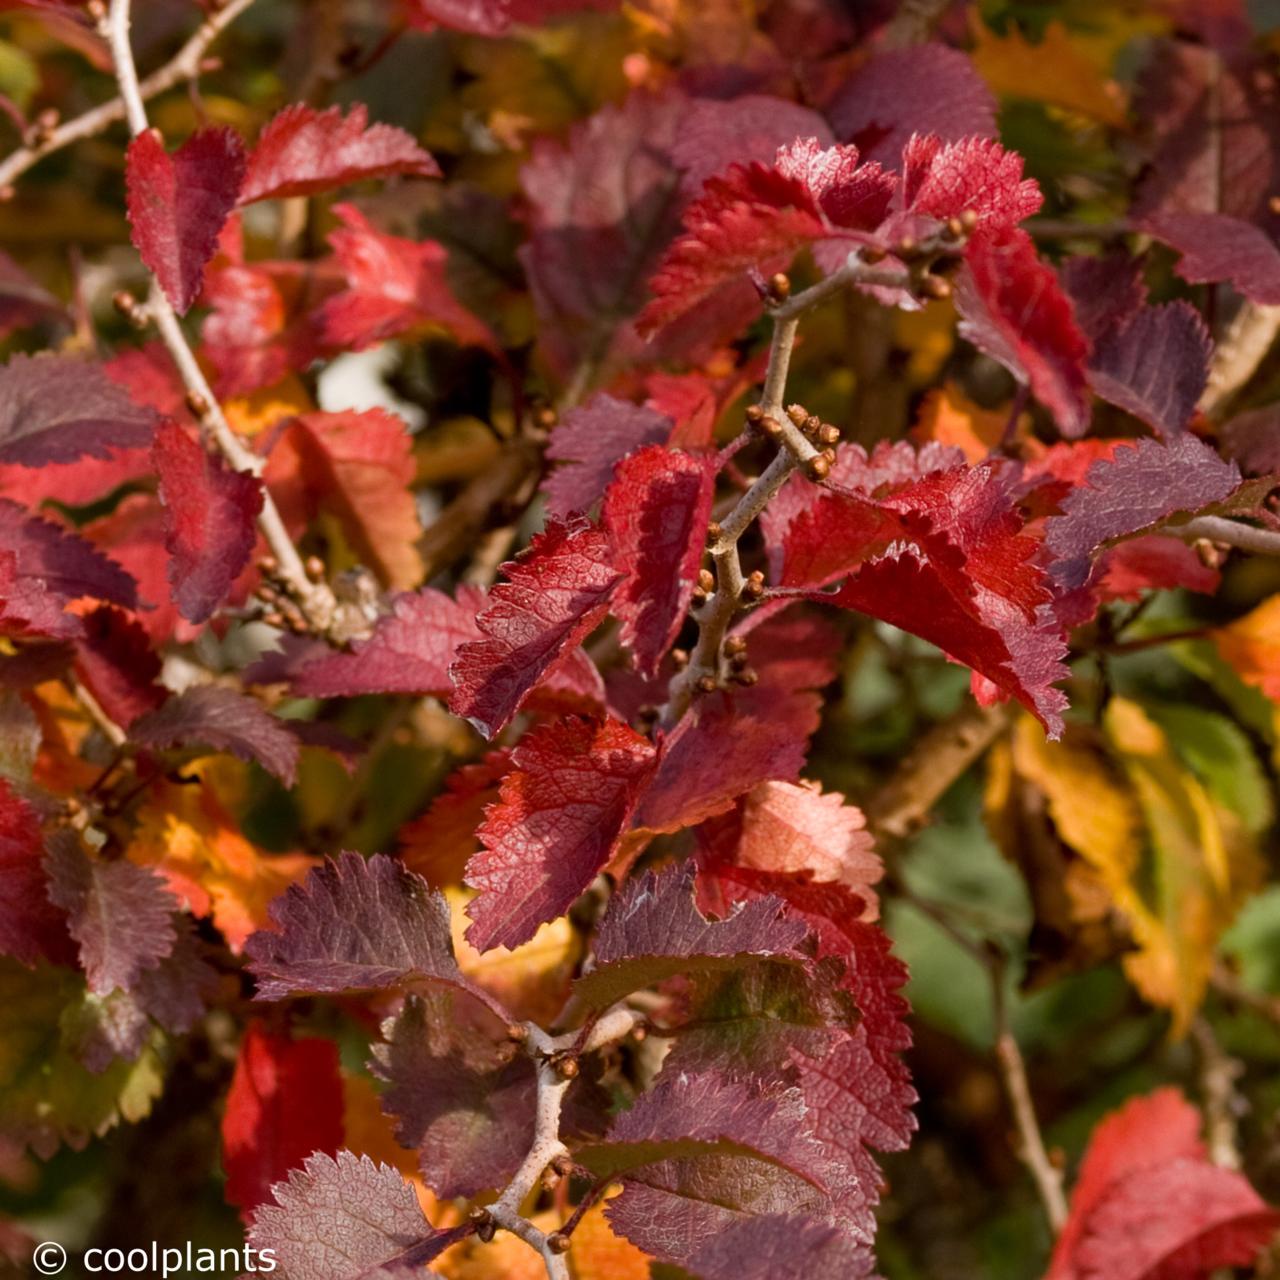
[893,298,955,386]
[911,383,1018,462]
[1212,594,1280,701]
[224,374,313,438]
[446,887,581,1025]
[971,18,1128,127]
[569,1193,651,1280]
[126,769,315,952]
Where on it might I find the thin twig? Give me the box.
[104,0,337,634]
[1190,1016,1244,1170]
[0,0,256,193]
[990,951,1069,1231]
[1172,515,1280,558]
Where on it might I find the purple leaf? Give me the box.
[827,44,996,168]
[574,863,807,1012]
[371,991,534,1199]
[128,685,300,786]
[245,853,504,1017]
[1143,211,1280,305]
[542,393,671,518]
[0,354,156,467]
[44,833,178,995]
[291,587,484,698]
[247,1150,469,1280]
[1086,302,1211,437]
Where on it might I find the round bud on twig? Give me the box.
[671,648,689,670]
[741,570,765,602]
[803,414,822,438]
[304,555,326,582]
[547,1233,571,1255]
[959,209,979,234]
[706,521,722,543]
[805,454,831,481]
[697,568,715,593]
[817,423,841,446]
[533,406,557,430]
[945,215,965,240]
[744,404,764,425]
[112,290,137,318]
[731,668,759,686]
[506,1023,528,1044]
[724,634,747,657]
[760,415,783,440]
[695,675,718,694]
[690,588,708,607]
[768,271,791,301]
[555,1055,579,1080]
[895,236,917,260]
[862,244,886,264]
[185,389,211,419]
[786,404,808,427]
[921,274,952,301]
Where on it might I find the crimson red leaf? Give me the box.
[955,227,1091,437]
[449,518,622,738]
[152,421,263,624]
[290,586,483,698]
[573,862,807,1012]
[240,104,439,204]
[125,126,246,314]
[0,353,157,467]
[465,716,657,952]
[1048,1088,1279,1280]
[542,393,672,518]
[900,134,1043,233]
[222,1022,344,1217]
[0,779,72,968]
[639,139,894,336]
[44,833,178,995]
[72,606,164,730]
[371,990,534,1199]
[128,685,300,786]
[316,204,496,354]
[827,44,997,168]
[245,852,505,1019]
[247,1150,468,1280]
[604,446,717,675]
[1143,210,1280,305]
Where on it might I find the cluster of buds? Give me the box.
[24,108,59,149]
[724,633,758,686]
[690,567,715,608]
[785,403,840,480]
[254,554,326,634]
[863,207,978,301]
[112,290,150,333]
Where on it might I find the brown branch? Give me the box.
[104,0,339,636]
[866,700,1016,843]
[0,0,255,194]
[991,952,1069,1232]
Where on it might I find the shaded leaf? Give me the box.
[0,778,72,968]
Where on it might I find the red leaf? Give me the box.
[239,104,439,204]
[221,1022,344,1217]
[72,606,164,729]
[316,204,496,355]
[128,685,301,786]
[1143,210,1280,306]
[152,422,263,624]
[266,408,423,591]
[448,518,622,739]
[639,139,894,336]
[955,227,1091,437]
[0,779,73,968]
[1047,1088,1279,1280]
[0,353,156,468]
[125,127,246,314]
[603,446,718,675]
[542,393,672,518]
[900,134,1043,232]
[465,716,658,951]
[290,586,484,698]
[827,43,997,168]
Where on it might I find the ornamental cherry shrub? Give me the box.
[5,2,1280,1278]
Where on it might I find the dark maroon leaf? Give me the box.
[0,779,73,968]
[44,833,178,995]
[240,103,439,204]
[153,421,263,624]
[0,353,156,467]
[0,250,68,340]
[1143,210,1280,305]
[465,716,657,952]
[128,685,300,786]
[448,518,622,739]
[125,126,246,314]
[247,1150,469,1280]
[72,606,164,731]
